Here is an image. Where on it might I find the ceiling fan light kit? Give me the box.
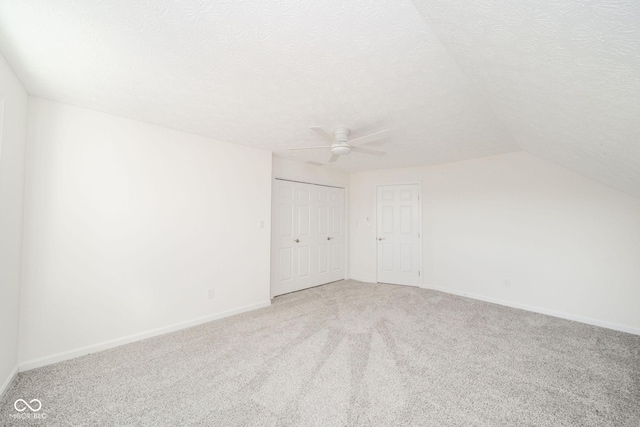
[332,145,351,155]
[288,126,388,164]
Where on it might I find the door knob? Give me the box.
[294,239,300,243]
[378,238,385,241]
[327,237,334,240]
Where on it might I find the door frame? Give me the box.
[375,183,423,287]
[271,177,348,298]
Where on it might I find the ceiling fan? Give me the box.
[289,127,389,163]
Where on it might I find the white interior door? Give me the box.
[272,180,345,297]
[377,184,422,286]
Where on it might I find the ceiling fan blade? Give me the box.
[351,146,386,156]
[310,126,335,143]
[306,161,324,166]
[348,129,390,147]
[328,153,339,163]
[288,146,333,151]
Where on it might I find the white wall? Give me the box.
[19,98,273,368]
[0,54,28,396]
[350,151,640,333]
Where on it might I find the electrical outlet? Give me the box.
[503,278,511,288]
[208,288,215,299]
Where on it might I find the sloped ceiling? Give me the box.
[0,1,638,197]
[412,0,640,199]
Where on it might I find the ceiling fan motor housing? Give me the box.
[332,128,352,155]
[333,128,350,143]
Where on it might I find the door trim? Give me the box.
[375,183,423,287]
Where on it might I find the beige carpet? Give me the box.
[1,280,639,426]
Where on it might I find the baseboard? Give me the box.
[19,300,271,372]
[0,365,19,402]
[425,285,640,336]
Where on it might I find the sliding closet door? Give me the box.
[272,180,345,297]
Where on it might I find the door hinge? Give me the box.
[418,232,420,238]
[418,270,421,276]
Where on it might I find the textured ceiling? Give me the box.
[0,1,638,198]
[0,0,517,172]
[412,0,640,199]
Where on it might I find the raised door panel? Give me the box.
[318,243,328,274]
[330,242,343,272]
[279,248,293,281]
